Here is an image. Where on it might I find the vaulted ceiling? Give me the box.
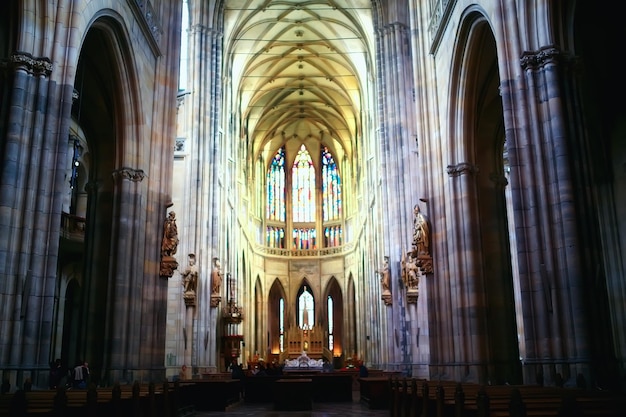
[224,0,375,165]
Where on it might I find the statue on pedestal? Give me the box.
[160,210,179,278]
[210,257,223,307]
[413,204,430,256]
[181,253,198,306]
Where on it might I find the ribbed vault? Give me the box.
[224,0,374,163]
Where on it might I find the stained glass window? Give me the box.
[293,228,316,250]
[279,298,284,352]
[299,287,314,329]
[328,296,334,350]
[324,226,342,247]
[266,147,286,222]
[321,146,341,221]
[292,145,315,222]
[265,144,343,250]
[267,226,285,248]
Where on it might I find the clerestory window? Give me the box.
[265,144,343,250]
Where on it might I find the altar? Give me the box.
[284,324,325,359]
[283,351,324,370]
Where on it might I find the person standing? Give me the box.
[72,360,89,389]
[48,359,62,389]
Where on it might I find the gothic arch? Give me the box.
[324,276,344,357]
[268,278,287,356]
[296,278,315,328]
[254,275,263,358]
[345,273,357,362]
[63,15,147,384]
[444,9,520,384]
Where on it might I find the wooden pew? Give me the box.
[359,376,391,410]
[0,381,186,417]
[389,378,626,417]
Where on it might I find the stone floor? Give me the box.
[194,391,389,417]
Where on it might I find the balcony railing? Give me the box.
[257,243,354,258]
[61,212,86,242]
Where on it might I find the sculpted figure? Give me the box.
[377,256,390,293]
[161,211,179,257]
[413,204,430,256]
[211,257,222,294]
[405,255,419,289]
[181,253,198,296]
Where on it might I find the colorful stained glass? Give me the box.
[292,145,315,222]
[321,146,341,221]
[266,147,286,222]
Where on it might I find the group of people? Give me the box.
[48,359,90,390]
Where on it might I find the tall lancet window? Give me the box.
[292,145,316,249]
[322,146,341,221]
[322,146,342,247]
[266,147,285,248]
[279,298,285,352]
[299,286,314,329]
[264,143,343,250]
[292,145,315,222]
[327,295,334,350]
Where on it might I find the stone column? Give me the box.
[375,21,418,370]
[184,1,225,372]
[0,52,67,385]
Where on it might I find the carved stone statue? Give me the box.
[181,253,198,305]
[405,254,419,289]
[161,211,179,258]
[211,257,222,295]
[377,256,391,294]
[159,210,179,278]
[413,204,430,256]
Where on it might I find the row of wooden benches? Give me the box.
[371,377,626,417]
[0,379,243,417]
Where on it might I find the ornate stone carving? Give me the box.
[417,255,433,275]
[381,292,392,306]
[130,0,162,45]
[377,255,391,295]
[181,253,198,306]
[211,257,223,295]
[401,250,422,305]
[160,211,179,278]
[447,162,478,177]
[210,294,222,308]
[160,257,178,278]
[112,167,146,182]
[521,45,563,71]
[489,172,508,188]
[222,300,244,324]
[406,288,419,304]
[9,52,52,76]
[401,251,420,290]
[412,204,431,256]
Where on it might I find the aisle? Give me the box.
[194,391,389,417]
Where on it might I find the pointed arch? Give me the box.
[445,8,520,384]
[254,275,264,357]
[268,278,287,355]
[346,272,357,361]
[296,278,315,329]
[324,277,344,357]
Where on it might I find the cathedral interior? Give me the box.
[1,0,626,399]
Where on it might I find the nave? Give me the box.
[195,392,387,417]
